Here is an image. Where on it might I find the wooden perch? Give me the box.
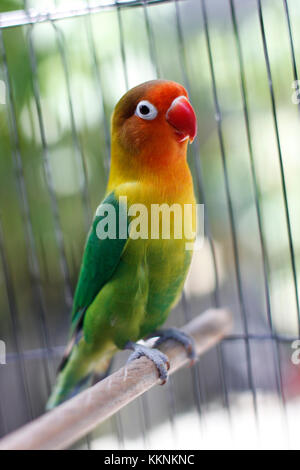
[0,308,232,450]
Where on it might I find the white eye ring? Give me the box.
[135,100,158,120]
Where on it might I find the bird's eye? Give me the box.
[135,100,158,120]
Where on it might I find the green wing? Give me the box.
[70,191,128,336]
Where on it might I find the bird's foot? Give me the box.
[153,328,196,365]
[124,341,170,384]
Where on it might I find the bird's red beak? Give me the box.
[166,96,197,143]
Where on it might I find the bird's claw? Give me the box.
[124,341,170,384]
[153,328,196,365]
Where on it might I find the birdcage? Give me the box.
[0,0,300,450]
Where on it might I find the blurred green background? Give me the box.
[0,0,300,448]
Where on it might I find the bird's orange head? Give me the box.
[110,80,197,181]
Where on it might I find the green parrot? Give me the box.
[46,80,197,409]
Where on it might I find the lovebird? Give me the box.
[46,80,197,409]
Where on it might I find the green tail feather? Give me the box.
[46,341,115,410]
[46,372,93,410]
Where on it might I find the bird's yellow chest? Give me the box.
[114,180,196,251]
[113,180,195,290]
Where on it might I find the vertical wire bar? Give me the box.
[134,390,147,448]
[229,0,286,411]
[0,399,7,437]
[48,2,91,449]
[181,292,204,421]
[49,21,92,229]
[39,236,51,284]
[84,0,111,172]
[114,413,124,449]
[166,375,178,443]
[116,1,129,90]
[83,0,116,449]
[24,3,73,310]
[0,348,7,436]
[257,0,300,335]
[174,0,230,418]
[174,5,208,422]
[140,393,151,446]
[175,0,208,430]
[283,0,300,117]
[201,0,258,416]
[137,396,150,448]
[85,432,91,450]
[142,0,160,78]
[0,28,54,393]
[0,218,33,420]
